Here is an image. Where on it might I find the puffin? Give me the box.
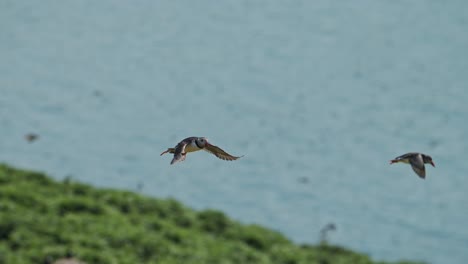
[161,137,243,165]
[390,152,435,179]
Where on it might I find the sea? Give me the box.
[1,1,468,263]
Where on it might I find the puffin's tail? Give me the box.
[160,148,175,156]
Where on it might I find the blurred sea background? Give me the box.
[1,1,468,263]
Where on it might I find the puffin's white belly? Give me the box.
[185,144,201,153]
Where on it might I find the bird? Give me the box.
[389,152,435,179]
[24,133,39,143]
[161,137,243,165]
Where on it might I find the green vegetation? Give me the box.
[0,164,423,264]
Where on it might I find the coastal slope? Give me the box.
[0,164,423,264]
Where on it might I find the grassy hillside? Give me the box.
[0,164,423,264]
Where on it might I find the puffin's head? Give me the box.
[195,137,208,148]
[422,154,435,167]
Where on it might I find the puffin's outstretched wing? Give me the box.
[409,154,426,179]
[169,141,188,165]
[204,143,242,161]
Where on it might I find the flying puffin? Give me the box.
[390,152,435,179]
[161,137,243,165]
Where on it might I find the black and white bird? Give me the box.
[389,152,435,179]
[161,137,243,165]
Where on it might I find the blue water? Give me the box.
[1,1,468,263]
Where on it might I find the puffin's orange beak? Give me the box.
[430,161,435,167]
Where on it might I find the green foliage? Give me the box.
[0,164,425,264]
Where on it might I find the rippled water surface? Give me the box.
[2,1,468,263]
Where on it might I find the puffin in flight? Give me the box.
[390,152,435,179]
[161,137,243,165]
